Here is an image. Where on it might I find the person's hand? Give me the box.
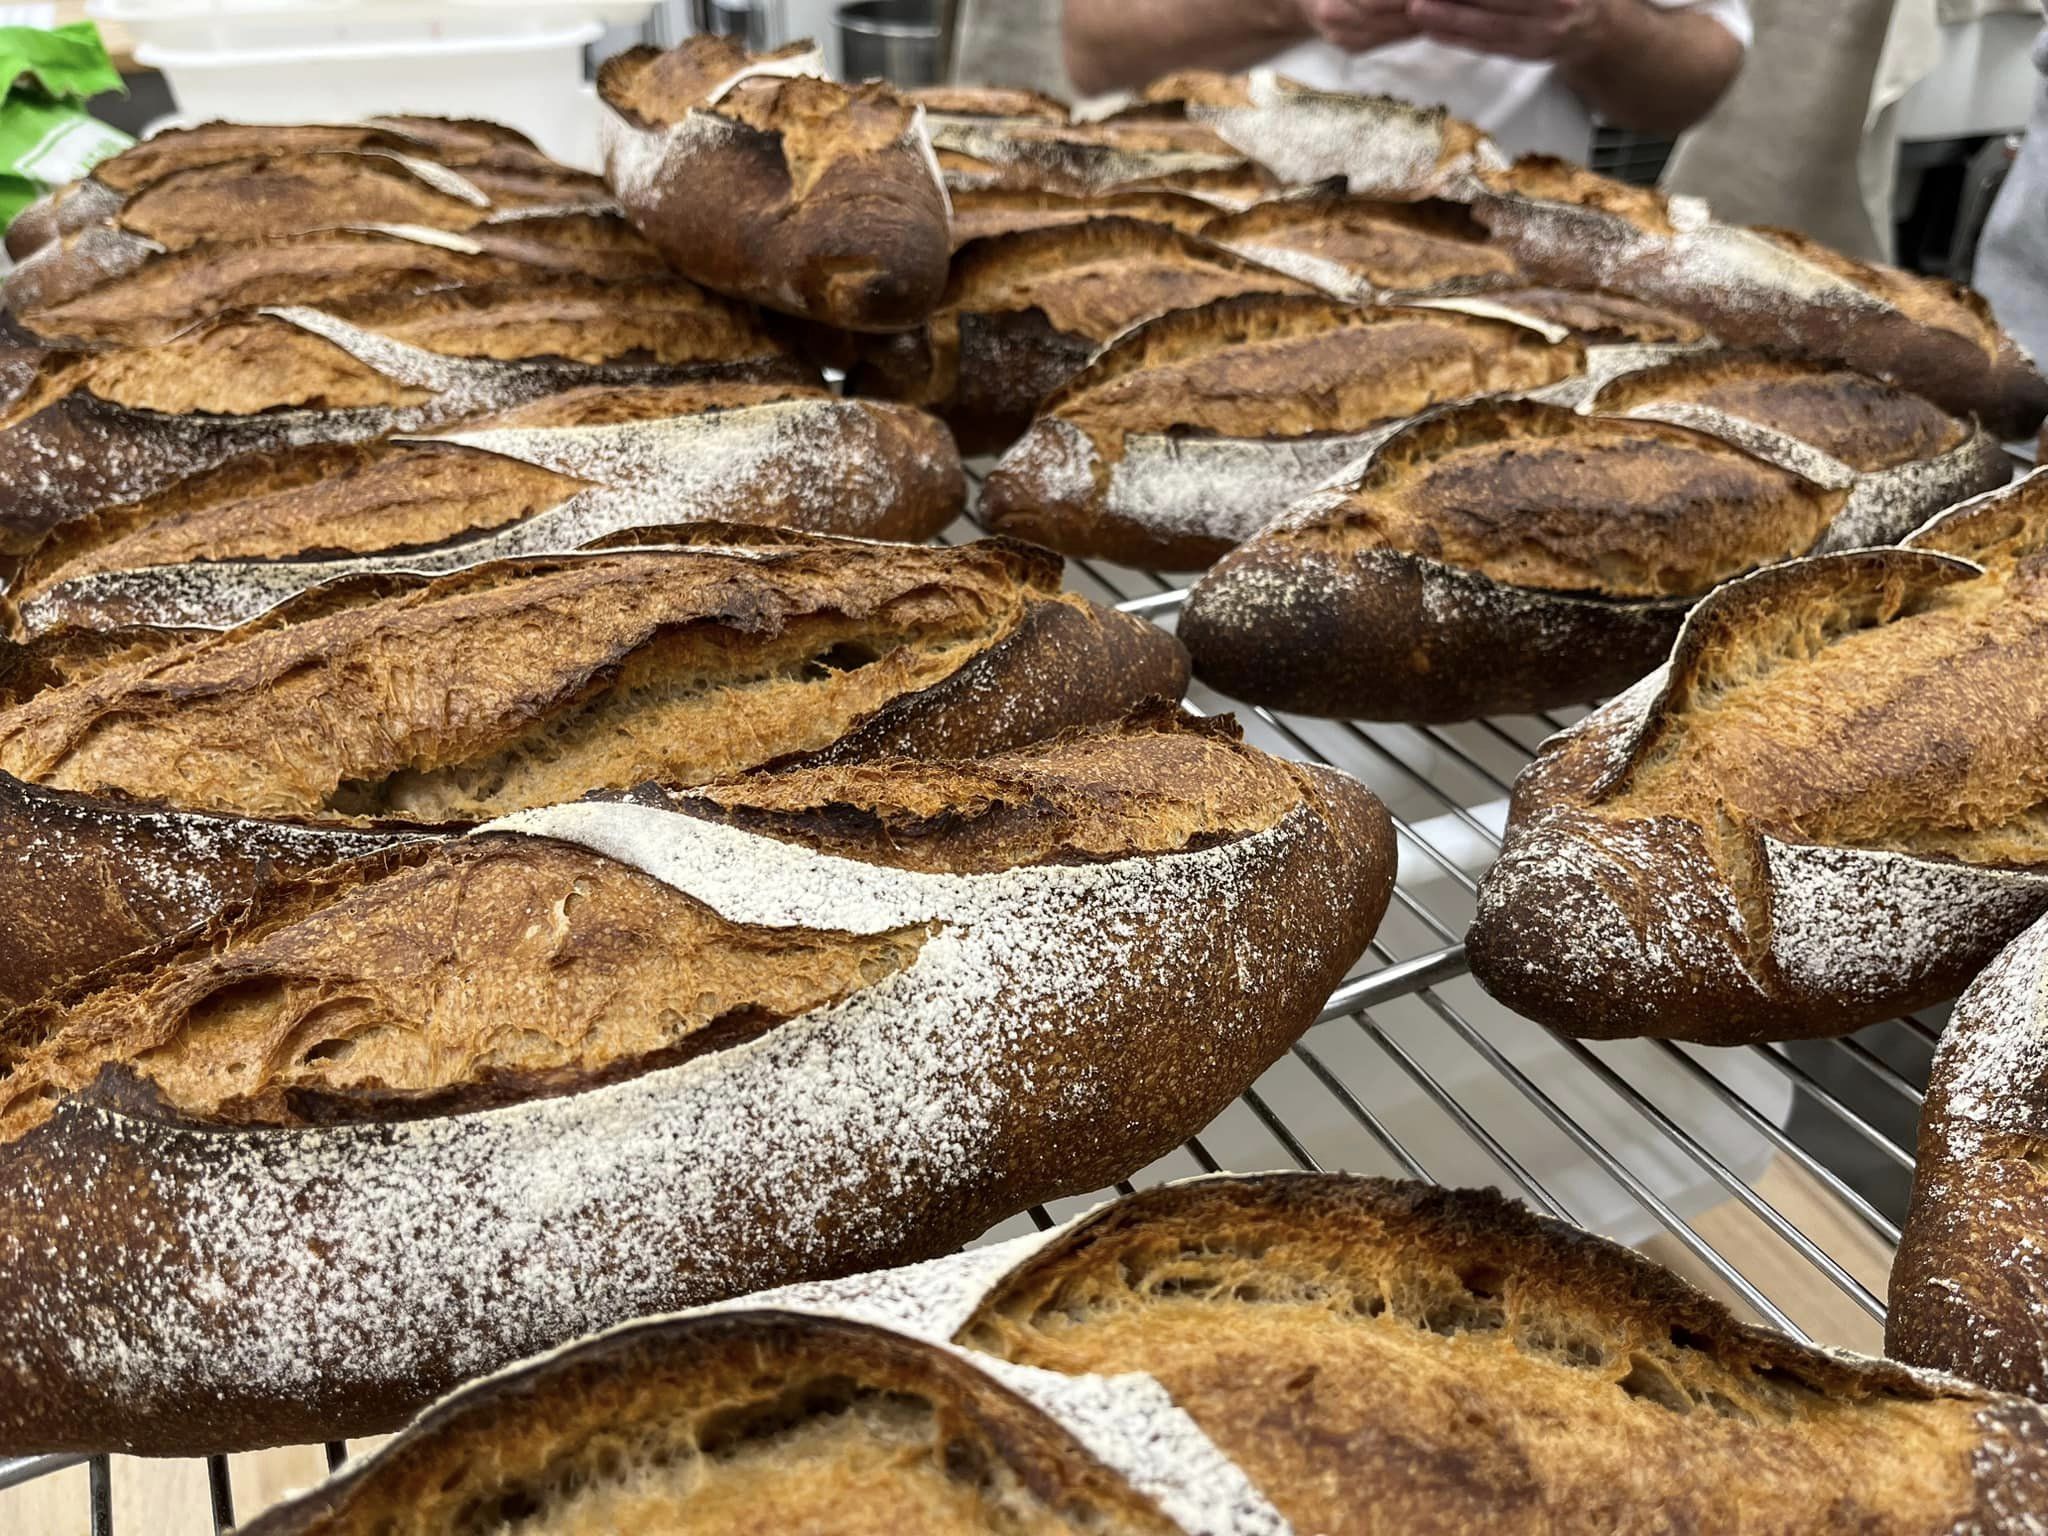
[1294,0,1419,52]
[1405,0,1607,61]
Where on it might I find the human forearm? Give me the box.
[1552,0,1744,136]
[1061,0,1310,96]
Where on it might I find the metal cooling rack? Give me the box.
[0,468,1938,1533]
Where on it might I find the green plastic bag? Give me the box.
[0,22,131,233]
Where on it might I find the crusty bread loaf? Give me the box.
[0,715,1393,1453]
[1468,470,2048,1043]
[910,84,1071,121]
[0,276,798,556]
[1182,370,1998,721]
[929,114,1274,204]
[1419,283,1709,346]
[1198,193,1520,302]
[947,186,1220,247]
[1892,911,2048,1398]
[979,295,1586,570]
[848,218,1308,455]
[6,378,965,635]
[1130,69,1506,199]
[236,1175,2048,1533]
[599,37,950,331]
[0,526,1187,1006]
[1473,156,2048,437]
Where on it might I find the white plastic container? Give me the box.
[89,2,659,168]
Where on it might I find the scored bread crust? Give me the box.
[1472,157,2048,438]
[1179,370,1998,721]
[1196,193,1520,303]
[234,1174,2048,1535]
[978,295,1591,572]
[0,717,1394,1453]
[0,526,1188,1007]
[598,38,951,332]
[6,381,966,636]
[946,187,1222,247]
[1891,912,2048,1398]
[848,218,1310,456]
[0,283,799,557]
[928,114,1274,205]
[1469,479,2048,1042]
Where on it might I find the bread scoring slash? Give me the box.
[0,716,1395,1453]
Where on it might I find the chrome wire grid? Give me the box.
[0,467,1938,1532]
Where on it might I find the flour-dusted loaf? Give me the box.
[848,218,1308,455]
[0,527,1187,1007]
[1473,156,2048,437]
[1469,471,2048,1044]
[0,276,797,556]
[6,379,964,636]
[237,1175,2048,1534]
[979,295,1587,571]
[946,186,1221,247]
[928,112,1275,205]
[1893,910,2048,1399]
[1197,193,1519,302]
[599,37,951,331]
[1130,70,1506,198]
[0,716,1394,1453]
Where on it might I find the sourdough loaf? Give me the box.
[1198,193,1520,302]
[1181,373,1995,721]
[1892,910,2048,1398]
[1473,156,2048,438]
[911,84,1071,121]
[599,37,950,331]
[0,276,796,556]
[0,527,1186,1005]
[929,114,1274,204]
[0,716,1393,1452]
[1468,470,2048,1043]
[947,186,1221,247]
[979,295,1587,571]
[6,379,964,636]
[236,1175,2048,1533]
[1130,69,1506,198]
[848,218,1309,455]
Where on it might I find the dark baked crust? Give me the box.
[598,40,950,331]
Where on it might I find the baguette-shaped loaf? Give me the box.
[0,715,1394,1452]
[238,1175,2048,1534]
[1182,372,1994,721]
[1892,911,2048,1397]
[929,113,1274,204]
[0,277,797,555]
[0,527,1187,1005]
[980,295,1587,571]
[1474,156,2048,437]
[1469,471,2048,1042]
[1416,283,1709,346]
[947,186,1221,247]
[849,219,1308,455]
[1198,193,1520,302]
[7,379,964,635]
[911,84,1072,121]
[599,38,950,331]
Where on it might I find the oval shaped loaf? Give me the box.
[946,186,1222,248]
[1181,371,1989,722]
[599,37,951,332]
[235,1175,2048,1534]
[1469,471,2048,1043]
[1472,155,2048,438]
[0,715,1394,1453]
[0,526,1188,1006]
[7,378,965,636]
[1197,193,1520,303]
[848,218,1309,456]
[0,277,800,556]
[929,113,1273,204]
[979,295,1587,571]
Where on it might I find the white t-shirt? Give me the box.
[1264,0,1752,161]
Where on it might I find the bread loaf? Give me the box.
[1181,372,1997,721]
[1892,911,2048,1399]
[234,1175,2048,1534]
[1474,156,2048,437]
[0,276,797,555]
[1130,69,1506,199]
[929,114,1274,204]
[848,218,1308,455]
[6,378,964,636]
[0,715,1393,1453]
[947,186,1221,247]
[599,37,951,331]
[910,84,1071,121]
[1468,471,2048,1043]
[1416,283,1709,346]
[1198,193,1520,302]
[0,527,1186,1006]
[979,295,1588,571]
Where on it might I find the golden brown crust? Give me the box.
[1467,285,1708,345]
[598,40,950,331]
[1199,194,1519,298]
[962,1176,2045,1535]
[947,187,1220,247]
